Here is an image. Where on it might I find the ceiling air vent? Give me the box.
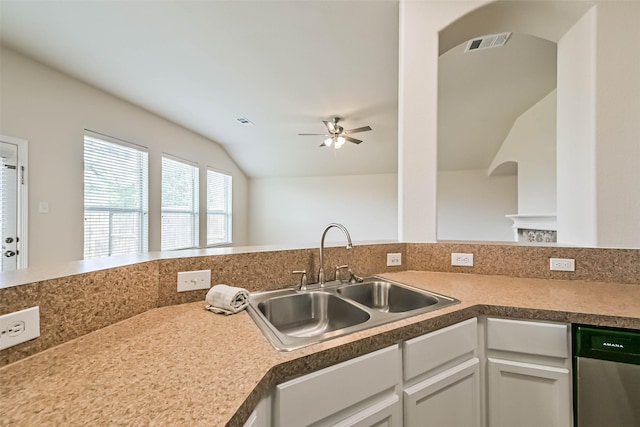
[236,117,254,126]
[464,32,512,52]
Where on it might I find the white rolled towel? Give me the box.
[205,284,249,315]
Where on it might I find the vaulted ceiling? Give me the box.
[1,0,399,178]
[1,1,589,179]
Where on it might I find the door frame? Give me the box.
[1,134,28,269]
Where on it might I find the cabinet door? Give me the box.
[487,358,571,427]
[332,394,401,427]
[404,357,481,427]
[243,411,258,427]
[274,345,400,426]
[243,395,270,427]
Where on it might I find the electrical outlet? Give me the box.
[387,253,402,267]
[177,270,211,292]
[0,306,40,350]
[550,258,575,272]
[451,253,474,267]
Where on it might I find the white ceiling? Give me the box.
[0,0,400,178]
[0,0,585,179]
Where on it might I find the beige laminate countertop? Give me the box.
[2,271,639,426]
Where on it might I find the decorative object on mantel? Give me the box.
[506,214,557,243]
[205,284,249,315]
[298,116,372,149]
[520,228,557,243]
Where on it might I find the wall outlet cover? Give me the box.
[0,306,40,350]
[451,253,474,267]
[387,253,402,267]
[550,258,575,272]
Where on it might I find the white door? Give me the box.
[0,137,27,271]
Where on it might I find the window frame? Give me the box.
[206,167,232,246]
[83,131,149,259]
[161,154,200,251]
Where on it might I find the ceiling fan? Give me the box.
[299,117,372,148]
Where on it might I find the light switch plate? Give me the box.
[177,270,211,292]
[0,306,40,350]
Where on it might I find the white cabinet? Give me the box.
[486,318,572,427]
[332,394,401,427]
[273,345,401,427]
[251,316,573,427]
[402,318,481,427]
[243,395,270,427]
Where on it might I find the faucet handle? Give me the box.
[348,268,364,283]
[335,265,349,283]
[292,270,308,291]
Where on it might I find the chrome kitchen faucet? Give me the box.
[318,223,352,286]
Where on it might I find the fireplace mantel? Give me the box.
[505,214,557,242]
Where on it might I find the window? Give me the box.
[161,156,199,250]
[84,133,148,259]
[207,169,232,245]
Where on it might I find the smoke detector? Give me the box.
[464,32,512,52]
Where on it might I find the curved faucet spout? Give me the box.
[318,223,353,286]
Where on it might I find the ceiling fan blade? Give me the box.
[298,133,330,136]
[344,135,363,144]
[323,120,337,134]
[344,126,372,134]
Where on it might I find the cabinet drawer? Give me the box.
[404,358,481,427]
[487,318,568,358]
[403,318,477,381]
[332,394,401,427]
[274,345,400,426]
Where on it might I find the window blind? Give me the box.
[207,169,232,246]
[84,134,148,259]
[161,156,199,250]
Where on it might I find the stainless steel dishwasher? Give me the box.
[573,324,640,427]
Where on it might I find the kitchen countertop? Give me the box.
[2,271,639,426]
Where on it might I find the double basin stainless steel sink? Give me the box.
[247,277,460,351]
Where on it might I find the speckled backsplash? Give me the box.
[407,243,640,284]
[1,242,638,366]
[157,243,405,307]
[0,262,159,366]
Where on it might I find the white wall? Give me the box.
[398,0,491,242]
[557,8,598,247]
[400,0,640,249]
[437,169,517,241]
[0,47,249,268]
[594,2,640,249]
[557,2,640,249]
[248,174,397,246]
[490,89,557,215]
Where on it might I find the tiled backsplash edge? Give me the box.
[2,242,638,366]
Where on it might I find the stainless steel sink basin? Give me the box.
[337,280,438,313]
[257,291,370,338]
[247,277,459,351]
